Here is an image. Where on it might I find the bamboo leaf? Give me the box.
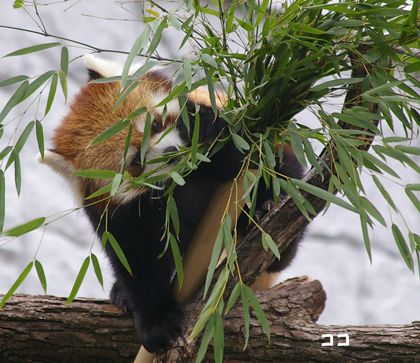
[279,179,313,221]
[60,46,69,76]
[45,72,58,116]
[409,232,416,252]
[372,175,397,212]
[140,113,151,163]
[154,82,188,109]
[36,120,45,160]
[0,147,12,161]
[91,253,103,288]
[168,12,182,31]
[405,189,420,213]
[195,314,215,363]
[0,262,33,309]
[0,75,29,88]
[183,57,192,90]
[170,233,183,288]
[35,260,47,293]
[243,285,270,343]
[226,281,242,313]
[292,179,358,214]
[110,173,123,196]
[302,137,323,176]
[312,78,364,92]
[359,206,372,263]
[14,150,21,196]
[90,119,130,146]
[367,30,401,62]
[395,145,420,156]
[191,111,200,165]
[288,122,307,168]
[201,54,217,69]
[0,80,29,123]
[73,170,118,179]
[3,43,62,57]
[231,133,249,152]
[406,184,420,191]
[360,197,386,227]
[0,171,5,234]
[361,151,400,179]
[85,183,112,200]
[120,29,149,91]
[204,68,218,114]
[13,1,24,9]
[204,227,224,298]
[214,310,224,363]
[363,80,405,95]
[66,257,90,304]
[236,17,254,31]
[15,121,34,154]
[6,217,46,237]
[190,306,215,341]
[167,197,180,236]
[147,17,167,55]
[263,142,276,168]
[58,69,68,102]
[203,268,229,313]
[107,232,132,275]
[170,171,186,186]
[20,71,55,103]
[262,232,281,260]
[392,224,414,271]
[241,288,250,349]
[288,21,326,34]
[404,62,420,73]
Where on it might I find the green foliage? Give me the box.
[1,0,420,359]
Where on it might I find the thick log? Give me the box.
[1,277,419,363]
[0,294,139,363]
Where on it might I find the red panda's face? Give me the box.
[38,55,185,205]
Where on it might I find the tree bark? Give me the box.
[0,294,138,363]
[1,278,419,362]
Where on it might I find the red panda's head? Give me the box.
[38,55,220,206]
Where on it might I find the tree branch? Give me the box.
[1,278,419,362]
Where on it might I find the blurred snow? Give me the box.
[0,1,419,327]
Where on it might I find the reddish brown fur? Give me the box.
[51,73,174,200]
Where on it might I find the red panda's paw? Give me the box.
[254,199,275,222]
[136,302,185,354]
[110,281,130,313]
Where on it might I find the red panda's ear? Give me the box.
[83,54,121,82]
[87,68,103,81]
[37,150,76,178]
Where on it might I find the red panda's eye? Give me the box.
[131,155,141,166]
[151,120,161,134]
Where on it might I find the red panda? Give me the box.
[38,55,303,353]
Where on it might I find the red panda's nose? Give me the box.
[164,146,178,154]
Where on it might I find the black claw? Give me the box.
[110,281,130,313]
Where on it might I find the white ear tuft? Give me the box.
[38,150,85,205]
[83,54,144,78]
[38,150,75,177]
[84,54,123,78]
